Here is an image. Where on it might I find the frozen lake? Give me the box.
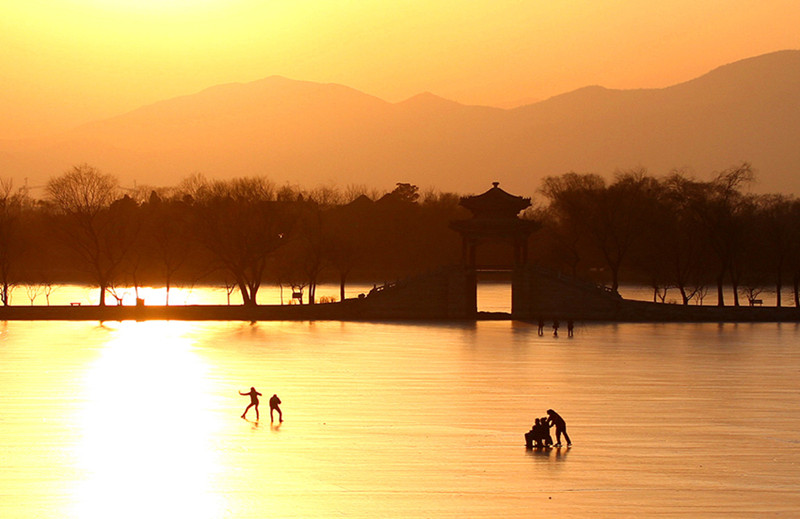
[1,319,799,518]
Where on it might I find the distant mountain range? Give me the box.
[2,50,799,195]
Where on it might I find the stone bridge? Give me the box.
[350,264,626,321]
[347,265,800,322]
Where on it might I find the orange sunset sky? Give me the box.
[2,1,799,140]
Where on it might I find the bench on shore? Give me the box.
[749,299,763,306]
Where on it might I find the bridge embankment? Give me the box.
[0,266,797,322]
[511,266,800,322]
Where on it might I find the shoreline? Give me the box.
[0,302,798,323]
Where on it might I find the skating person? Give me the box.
[240,387,262,420]
[269,393,283,423]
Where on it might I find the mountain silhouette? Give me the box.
[2,50,798,194]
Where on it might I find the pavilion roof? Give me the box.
[459,182,531,219]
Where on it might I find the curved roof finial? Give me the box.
[492,181,499,188]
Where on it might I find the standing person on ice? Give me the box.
[240,387,262,420]
[269,393,283,423]
[546,409,572,447]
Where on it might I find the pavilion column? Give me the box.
[513,238,522,265]
[515,236,529,265]
[468,240,477,267]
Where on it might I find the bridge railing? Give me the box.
[529,264,623,300]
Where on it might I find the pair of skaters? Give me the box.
[240,387,282,422]
[525,409,571,448]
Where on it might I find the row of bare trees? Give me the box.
[538,163,800,306]
[0,162,798,307]
[0,165,463,306]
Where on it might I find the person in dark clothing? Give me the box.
[546,409,571,447]
[537,318,545,336]
[240,387,262,420]
[524,420,536,448]
[540,416,554,446]
[567,319,574,337]
[269,393,283,423]
[525,418,542,448]
[526,418,548,448]
[552,320,560,337]
[525,416,557,448]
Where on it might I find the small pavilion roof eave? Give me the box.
[458,181,531,219]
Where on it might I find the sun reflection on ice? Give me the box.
[72,321,225,518]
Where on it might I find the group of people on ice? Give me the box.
[239,387,570,453]
[525,409,571,448]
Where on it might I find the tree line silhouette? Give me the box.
[1,162,798,307]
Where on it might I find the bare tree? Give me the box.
[789,201,800,307]
[190,177,298,306]
[684,164,754,306]
[141,192,193,305]
[223,277,237,305]
[295,206,330,305]
[750,194,795,307]
[659,173,714,305]
[47,164,139,306]
[25,284,42,305]
[43,282,57,306]
[307,183,347,207]
[540,170,658,292]
[0,179,29,305]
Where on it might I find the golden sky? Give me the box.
[2,0,799,139]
